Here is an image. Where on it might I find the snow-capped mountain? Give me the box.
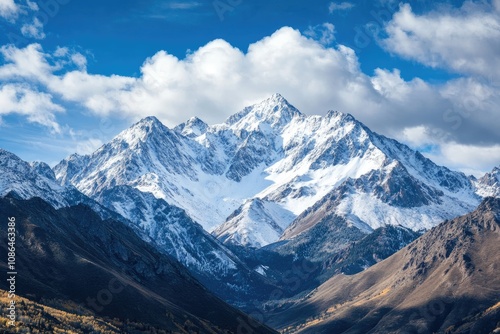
[0,148,274,305]
[214,198,295,247]
[0,149,150,239]
[0,149,68,208]
[54,94,498,250]
[55,115,236,231]
[52,119,281,299]
[54,94,305,245]
[93,183,269,299]
[474,166,500,197]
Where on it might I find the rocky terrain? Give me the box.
[269,198,500,334]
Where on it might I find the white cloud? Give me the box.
[54,46,69,57]
[73,138,104,155]
[0,44,54,80]
[304,23,336,46]
[371,68,412,101]
[21,18,46,39]
[328,2,355,13]
[71,53,87,69]
[49,27,376,126]
[382,3,500,79]
[0,0,18,20]
[165,1,201,10]
[26,0,38,11]
[425,143,500,177]
[0,84,64,132]
[0,26,499,173]
[49,71,136,112]
[397,126,432,148]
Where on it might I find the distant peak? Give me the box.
[30,161,56,181]
[129,116,168,133]
[137,115,162,125]
[186,116,207,126]
[326,110,355,122]
[261,93,294,108]
[176,116,209,138]
[477,196,500,214]
[269,93,286,102]
[115,115,171,146]
[225,94,302,127]
[30,161,51,169]
[68,152,83,160]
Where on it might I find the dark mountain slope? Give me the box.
[0,195,276,334]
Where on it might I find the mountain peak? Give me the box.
[175,116,209,138]
[225,94,303,129]
[269,92,287,103]
[258,93,296,110]
[476,165,500,197]
[30,161,57,181]
[0,148,20,161]
[116,115,171,146]
[326,109,357,123]
[135,115,163,127]
[477,196,500,214]
[0,148,68,208]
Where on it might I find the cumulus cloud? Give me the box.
[426,143,500,177]
[26,0,38,11]
[0,28,374,126]
[0,0,18,20]
[21,18,46,39]
[381,2,500,79]
[304,23,336,46]
[0,26,499,173]
[328,2,355,13]
[0,43,54,80]
[0,84,64,132]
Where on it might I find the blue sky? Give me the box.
[0,0,499,175]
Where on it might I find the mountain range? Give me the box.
[52,95,498,285]
[53,94,497,250]
[1,93,499,332]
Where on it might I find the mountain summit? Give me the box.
[225,93,303,130]
[54,94,498,252]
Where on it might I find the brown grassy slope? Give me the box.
[270,197,500,334]
[0,290,219,333]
